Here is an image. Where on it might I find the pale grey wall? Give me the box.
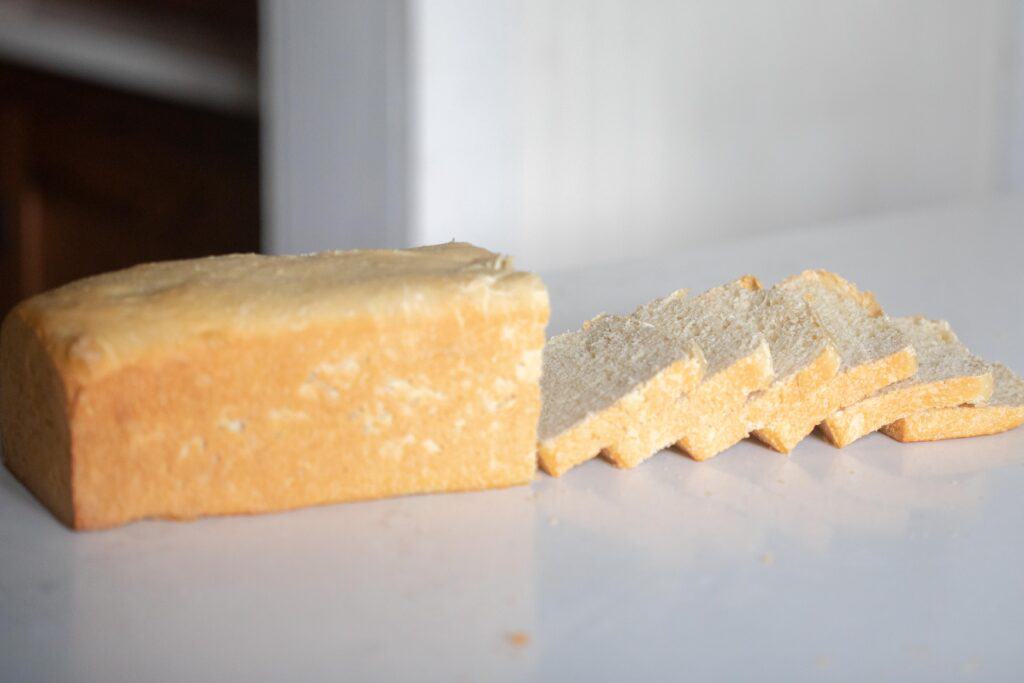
[265,0,1022,269]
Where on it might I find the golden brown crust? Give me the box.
[884,363,1024,442]
[2,244,549,530]
[0,313,76,527]
[748,344,842,453]
[14,243,535,386]
[537,353,704,476]
[755,346,918,452]
[820,373,994,448]
[736,275,763,292]
[673,340,774,461]
[881,405,1024,442]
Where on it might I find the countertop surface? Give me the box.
[3,197,1024,682]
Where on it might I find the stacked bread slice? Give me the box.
[882,364,1024,442]
[537,312,705,476]
[820,317,993,447]
[538,270,1022,474]
[630,277,773,463]
[759,271,918,451]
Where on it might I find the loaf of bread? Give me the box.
[820,317,993,448]
[633,278,773,461]
[881,363,1024,442]
[769,270,918,449]
[0,243,549,529]
[537,312,705,476]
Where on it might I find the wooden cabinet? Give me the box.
[0,62,260,318]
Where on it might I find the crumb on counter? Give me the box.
[506,631,531,649]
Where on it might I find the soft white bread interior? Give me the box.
[820,317,993,447]
[537,312,705,476]
[882,362,1024,442]
[632,277,773,462]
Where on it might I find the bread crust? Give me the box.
[672,340,773,460]
[753,346,917,452]
[881,405,1024,442]
[821,373,994,447]
[748,344,842,453]
[0,313,76,527]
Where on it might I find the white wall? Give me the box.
[266,0,1020,270]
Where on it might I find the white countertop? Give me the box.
[3,197,1024,682]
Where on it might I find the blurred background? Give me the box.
[1,0,1022,319]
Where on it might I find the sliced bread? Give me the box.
[881,363,1024,442]
[537,312,705,476]
[763,270,918,450]
[820,317,994,447]
[632,277,773,462]
[744,287,842,453]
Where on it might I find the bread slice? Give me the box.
[631,277,773,462]
[744,287,842,453]
[881,363,1024,442]
[537,312,705,476]
[761,270,917,451]
[820,317,994,447]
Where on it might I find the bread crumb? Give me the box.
[760,552,775,565]
[506,631,531,649]
[548,516,560,527]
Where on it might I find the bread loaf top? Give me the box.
[2,242,548,384]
